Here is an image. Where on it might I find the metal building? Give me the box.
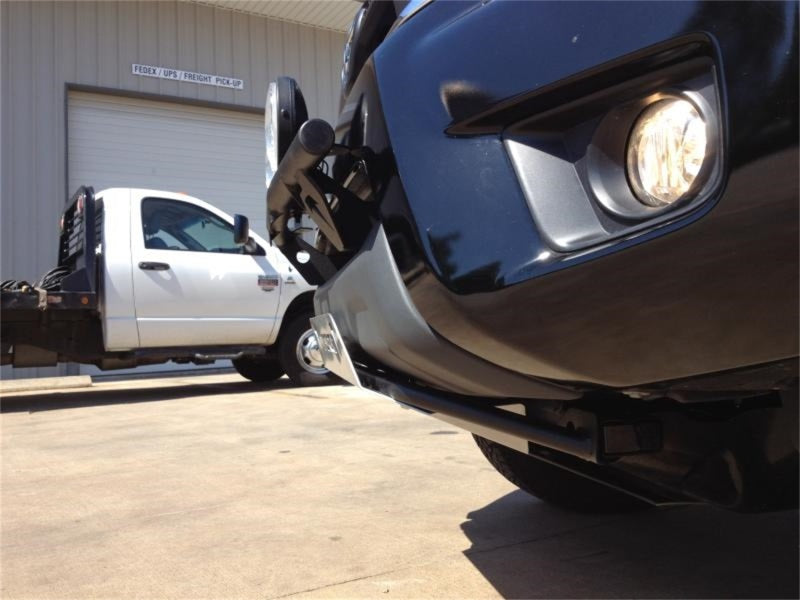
[1,0,357,379]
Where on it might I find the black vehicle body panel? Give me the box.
[266,0,798,512]
[330,0,798,390]
[314,222,579,400]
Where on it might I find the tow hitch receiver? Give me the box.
[602,421,663,456]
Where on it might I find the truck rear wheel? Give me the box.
[278,312,335,387]
[233,355,284,383]
[473,435,650,513]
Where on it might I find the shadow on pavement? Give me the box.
[0,378,297,414]
[461,489,799,599]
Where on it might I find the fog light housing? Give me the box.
[626,98,707,207]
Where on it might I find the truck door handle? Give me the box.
[138,261,170,271]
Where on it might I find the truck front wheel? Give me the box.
[278,312,335,387]
[233,355,284,383]
[474,435,650,513]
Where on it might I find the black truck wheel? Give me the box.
[278,312,335,387]
[474,435,650,513]
[233,355,284,383]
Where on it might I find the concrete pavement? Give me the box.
[1,373,797,599]
[0,375,92,394]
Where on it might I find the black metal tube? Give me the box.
[282,119,335,184]
[267,119,335,247]
[358,371,597,462]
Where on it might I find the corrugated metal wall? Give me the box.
[0,0,346,379]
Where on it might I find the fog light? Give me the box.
[626,98,707,207]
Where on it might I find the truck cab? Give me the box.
[103,187,297,350]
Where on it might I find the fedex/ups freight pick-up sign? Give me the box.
[132,64,244,90]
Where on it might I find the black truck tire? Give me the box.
[233,355,284,383]
[278,312,335,387]
[474,435,650,513]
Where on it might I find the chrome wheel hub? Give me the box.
[296,329,328,375]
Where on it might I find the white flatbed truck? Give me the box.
[1,186,331,386]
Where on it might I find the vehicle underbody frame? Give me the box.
[354,356,798,512]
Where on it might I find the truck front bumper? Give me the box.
[311,223,579,402]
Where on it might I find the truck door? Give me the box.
[131,196,281,348]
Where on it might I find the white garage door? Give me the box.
[68,91,266,377]
[68,91,268,236]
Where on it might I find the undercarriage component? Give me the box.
[10,344,58,368]
[359,364,797,511]
[311,308,797,512]
[474,435,651,513]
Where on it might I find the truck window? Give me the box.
[142,197,244,254]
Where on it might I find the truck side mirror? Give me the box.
[233,214,249,245]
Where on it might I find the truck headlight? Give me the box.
[626,98,707,207]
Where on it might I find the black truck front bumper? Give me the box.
[312,223,578,401]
